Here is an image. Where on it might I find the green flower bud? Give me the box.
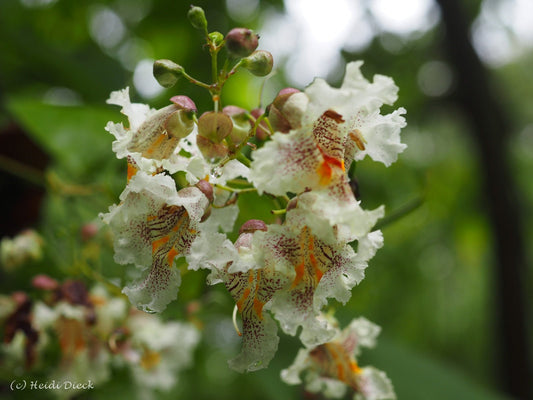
[208,31,225,47]
[241,50,273,77]
[225,28,259,58]
[153,59,184,88]
[188,5,207,31]
[222,105,251,145]
[197,111,233,143]
[196,135,229,161]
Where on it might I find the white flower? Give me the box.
[100,171,210,313]
[250,61,406,196]
[126,311,200,391]
[281,317,395,400]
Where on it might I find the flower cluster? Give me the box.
[0,277,199,398]
[99,7,405,399]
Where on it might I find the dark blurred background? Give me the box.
[1,0,532,399]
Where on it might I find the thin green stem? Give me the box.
[271,208,287,215]
[373,196,424,231]
[180,69,212,91]
[214,183,256,194]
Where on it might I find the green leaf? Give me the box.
[364,338,510,400]
[6,96,120,178]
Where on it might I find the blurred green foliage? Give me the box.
[1,0,532,399]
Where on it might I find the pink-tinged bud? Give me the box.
[81,223,99,241]
[32,274,59,290]
[286,197,298,211]
[195,179,214,203]
[250,108,269,140]
[267,88,306,133]
[170,95,197,113]
[235,219,267,250]
[225,28,259,58]
[239,219,268,234]
[222,105,251,145]
[12,291,29,306]
[198,111,233,143]
[242,50,273,76]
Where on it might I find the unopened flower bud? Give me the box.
[188,5,208,31]
[32,274,59,291]
[267,88,307,133]
[241,50,273,76]
[170,95,197,114]
[225,28,259,58]
[239,219,268,234]
[198,111,233,143]
[196,135,229,160]
[222,105,251,145]
[209,31,224,47]
[195,179,214,203]
[128,101,195,159]
[81,223,99,241]
[153,59,184,88]
[235,219,268,249]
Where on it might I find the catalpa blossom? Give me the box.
[126,311,200,392]
[105,88,251,185]
[250,61,406,197]
[100,171,212,313]
[281,317,395,400]
[187,205,383,372]
[106,87,198,178]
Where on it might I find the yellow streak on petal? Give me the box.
[142,133,167,157]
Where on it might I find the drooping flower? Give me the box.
[281,317,395,400]
[100,171,211,312]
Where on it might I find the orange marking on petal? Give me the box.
[316,150,345,186]
[291,261,305,289]
[317,160,333,185]
[349,360,362,375]
[337,362,346,381]
[166,247,179,267]
[309,253,323,283]
[143,133,167,157]
[236,288,251,311]
[253,297,265,320]
[152,235,170,254]
[127,162,138,182]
